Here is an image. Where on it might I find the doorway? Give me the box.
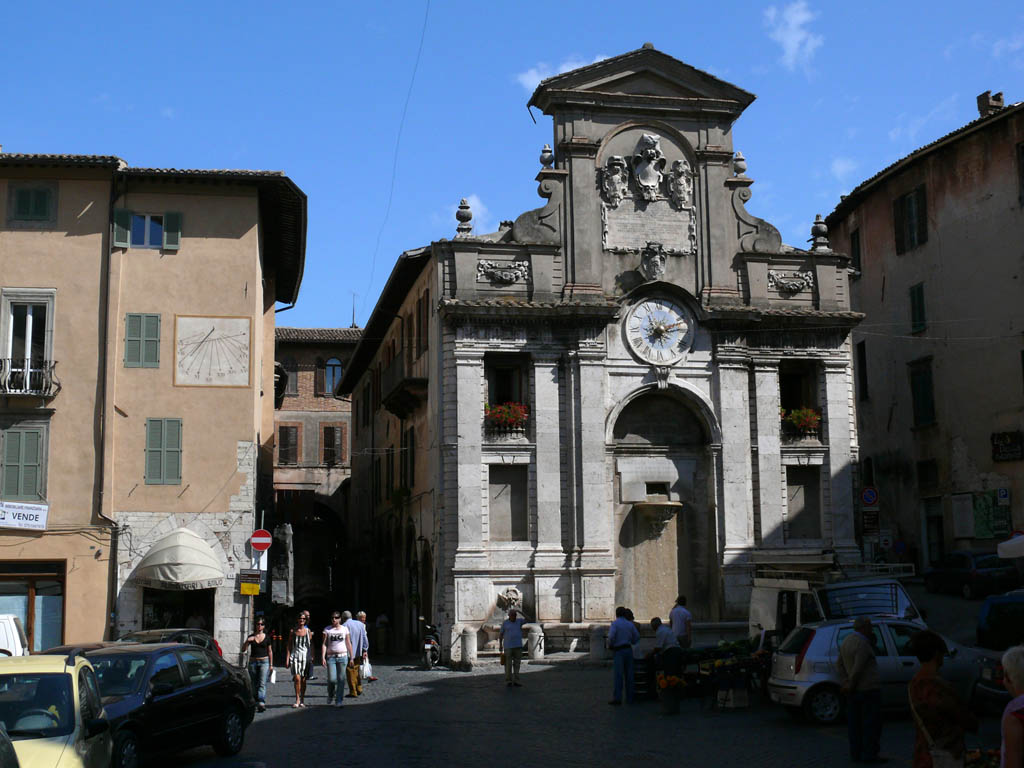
[142,588,215,631]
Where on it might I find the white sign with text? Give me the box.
[0,500,49,531]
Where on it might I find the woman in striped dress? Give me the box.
[286,613,312,707]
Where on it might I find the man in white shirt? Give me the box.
[607,606,640,705]
[499,609,526,687]
[651,616,680,651]
[669,595,693,649]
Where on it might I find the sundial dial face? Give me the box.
[174,315,251,387]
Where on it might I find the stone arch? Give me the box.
[605,381,721,446]
[595,119,697,169]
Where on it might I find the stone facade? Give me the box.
[341,46,862,661]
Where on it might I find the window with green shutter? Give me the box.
[124,314,161,368]
[145,418,182,485]
[910,283,926,333]
[113,210,182,250]
[7,182,57,228]
[1,427,45,501]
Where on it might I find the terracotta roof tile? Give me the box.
[276,327,362,343]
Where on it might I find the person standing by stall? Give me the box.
[242,618,272,712]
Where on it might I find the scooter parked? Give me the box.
[420,617,441,669]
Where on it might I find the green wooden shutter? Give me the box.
[14,189,33,219]
[892,197,906,255]
[915,185,928,246]
[114,209,132,248]
[2,430,22,498]
[163,419,181,484]
[142,314,161,367]
[31,190,49,219]
[124,314,143,367]
[910,284,926,333]
[145,419,164,484]
[163,212,182,251]
[1,429,41,500]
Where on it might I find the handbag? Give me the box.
[269,667,277,685]
[361,659,373,681]
[908,690,964,768]
[500,652,506,665]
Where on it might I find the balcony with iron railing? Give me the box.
[0,358,61,397]
[780,407,822,444]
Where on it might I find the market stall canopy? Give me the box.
[997,534,1024,559]
[131,528,225,590]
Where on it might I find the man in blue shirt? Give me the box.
[499,609,526,687]
[343,610,369,697]
[607,606,640,705]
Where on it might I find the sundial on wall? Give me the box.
[174,315,251,387]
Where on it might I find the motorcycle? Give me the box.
[420,617,441,669]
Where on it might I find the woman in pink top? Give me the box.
[321,612,353,706]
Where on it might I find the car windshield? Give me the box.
[90,654,149,696]
[0,673,74,740]
[818,583,908,619]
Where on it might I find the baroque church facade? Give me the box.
[341,45,861,656]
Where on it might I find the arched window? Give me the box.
[325,358,343,396]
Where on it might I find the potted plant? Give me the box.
[484,401,529,430]
[780,407,821,434]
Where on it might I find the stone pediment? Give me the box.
[529,45,755,115]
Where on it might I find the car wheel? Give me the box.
[962,583,975,600]
[113,730,140,768]
[213,705,245,757]
[925,576,938,593]
[803,685,843,725]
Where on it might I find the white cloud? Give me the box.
[830,156,857,183]
[516,54,608,92]
[763,1,824,73]
[888,94,959,144]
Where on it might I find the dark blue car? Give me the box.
[977,589,1024,650]
[924,550,1020,599]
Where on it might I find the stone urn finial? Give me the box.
[809,213,830,252]
[455,198,473,237]
[733,151,748,177]
[539,143,554,169]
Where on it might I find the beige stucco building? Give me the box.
[0,152,305,657]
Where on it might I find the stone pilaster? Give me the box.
[824,359,856,547]
[532,351,563,568]
[753,359,784,547]
[454,351,486,566]
[576,353,611,562]
[717,358,754,554]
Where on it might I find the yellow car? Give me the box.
[0,650,112,768]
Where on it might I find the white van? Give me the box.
[0,615,30,656]
[749,563,923,642]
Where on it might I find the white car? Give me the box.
[767,617,983,725]
[0,615,30,657]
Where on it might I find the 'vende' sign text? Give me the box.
[0,500,49,531]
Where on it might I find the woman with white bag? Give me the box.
[242,618,273,712]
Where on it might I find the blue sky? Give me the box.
[3,1,1021,327]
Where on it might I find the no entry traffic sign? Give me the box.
[250,529,272,552]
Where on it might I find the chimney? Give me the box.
[976,90,1005,118]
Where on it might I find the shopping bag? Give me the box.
[361,659,373,681]
[269,667,277,685]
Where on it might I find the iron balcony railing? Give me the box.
[0,358,61,397]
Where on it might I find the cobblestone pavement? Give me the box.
[143,659,1003,768]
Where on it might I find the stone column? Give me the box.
[576,353,611,558]
[454,351,486,563]
[753,359,784,547]
[824,359,857,547]
[532,352,563,568]
[716,359,754,553]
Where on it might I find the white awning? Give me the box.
[997,534,1024,559]
[131,528,225,591]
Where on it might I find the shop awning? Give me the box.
[997,534,1024,559]
[131,528,225,591]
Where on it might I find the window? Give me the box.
[372,456,381,503]
[893,185,927,254]
[786,465,821,540]
[849,227,862,273]
[278,425,298,465]
[113,209,182,251]
[79,667,102,723]
[322,425,344,466]
[485,354,527,405]
[835,626,889,657]
[0,562,64,651]
[124,313,161,368]
[149,652,183,690]
[324,358,343,396]
[917,460,939,492]
[1,288,56,395]
[361,384,371,426]
[488,465,528,542]
[909,282,926,333]
[909,358,936,426]
[145,418,182,485]
[862,457,875,487]
[416,290,430,356]
[385,446,394,495]
[178,648,219,684]
[6,181,57,227]
[887,623,919,657]
[400,426,415,487]
[281,357,298,396]
[778,360,819,411]
[1,421,48,501]
[856,340,869,401]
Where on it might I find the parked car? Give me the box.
[767,617,984,725]
[117,628,223,656]
[924,550,1021,599]
[0,649,112,767]
[0,615,30,657]
[0,723,20,768]
[976,589,1024,650]
[84,642,254,768]
[974,653,1014,712]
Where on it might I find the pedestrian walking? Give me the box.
[838,617,886,764]
[499,609,526,687]
[343,610,369,697]
[242,617,272,712]
[300,609,316,682]
[907,630,977,768]
[669,595,693,649]
[608,606,640,706]
[1000,644,1024,768]
[286,613,313,708]
[321,611,353,707]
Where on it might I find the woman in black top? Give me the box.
[242,619,273,711]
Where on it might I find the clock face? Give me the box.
[625,297,693,365]
[174,315,251,387]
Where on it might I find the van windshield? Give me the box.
[818,583,915,619]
